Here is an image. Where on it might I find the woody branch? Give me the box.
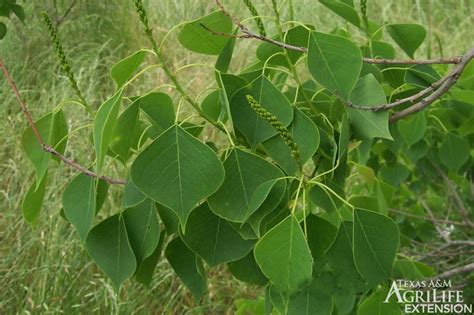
[0,58,127,185]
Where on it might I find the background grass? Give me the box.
[1,0,472,313]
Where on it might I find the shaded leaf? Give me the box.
[182,203,254,266]
[230,75,293,147]
[208,148,284,222]
[62,173,96,240]
[22,174,47,226]
[353,209,399,284]
[228,251,268,286]
[139,92,175,133]
[86,214,137,289]
[263,108,320,175]
[438,132,470,172]
[123,200,161,265]
[165,237,207,300]
[348,74,392,140]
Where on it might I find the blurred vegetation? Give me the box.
[1,0,472,313]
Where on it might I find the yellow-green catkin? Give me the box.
[132,0,154,44]
[242,0,266,37]
[42,12,88,107]
[360,0,368,29]
[246,95,302,168]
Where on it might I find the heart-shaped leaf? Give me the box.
[254,215,313,294]
[86,214,137,289]
[131,125,225,228]
[178,10,232,55]
[308,31,362,99]
[353,209,399,284]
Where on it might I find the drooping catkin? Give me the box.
[242,0,266,37]
[246,95,302,168]
[41,12,88,107]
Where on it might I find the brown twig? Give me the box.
[0,58,126,185]
[420,200,450,243]
[55,0,78,26]
[431,162,473,227]
[389,208,469,226]
[214,0,462,65]
[434,262,474,280]
[390,47,474,122]
[346,75,451,111]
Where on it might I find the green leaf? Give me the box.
[397,112,426,146]
[156,204,180,235]
[93,90,123,172]
[348,74,393,140]
[379,163,409,186]
[62,173,96,240]
[305,214,337,259]
[178,10,232,55]
[353,209,399,284]
[110,50,146,89]
[165,237,207,301]
[215,29,236,72]
[139,92,175,134]
[393,259,435,280]
[131,125,224,228]
[10,4,25,23]
[254,216,313,294]
[0,22,6,39]
[123,200,160,266]
[86,214,137,289]
[228,251,268,286]
[319,0,361,28]
[21,110,68,183]
[308,31,362,99]
[122,180,146,208]
[135,231,165,287]
[386,24,426,58]
[256,25,313,67]
[230,75,293,147]
[438,132,470,172]
[110,99,140,162]
[326,221,364,291]
[357,287,401,315]
[263,108,320,175]
[308,182,345,212]
[182,203,254,266]
[22,174,47,226]
[247,181,287,237]
[287,277,334,315]
[201,90,222,122]
[208,148,284,222]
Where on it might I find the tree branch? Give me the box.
[346,74,450,111]
[390,47,474,122]
[435,262,474,280]
[0,58,126,185]
[389,208,469,227]
[214,0,463,65]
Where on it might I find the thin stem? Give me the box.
[133,0,227,134]
[214,0,462,65]
[0,58,126,185]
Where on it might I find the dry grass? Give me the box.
[0,0,472,313]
